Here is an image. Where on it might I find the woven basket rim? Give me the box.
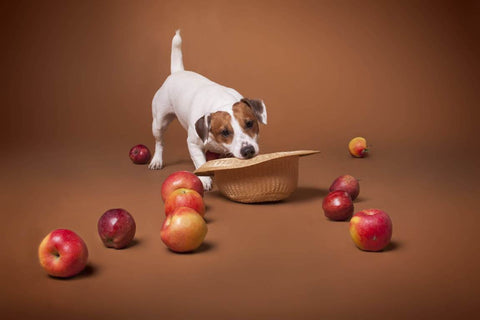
[194,150,319,176]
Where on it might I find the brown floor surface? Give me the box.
[1,142,479,319]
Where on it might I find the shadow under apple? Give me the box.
[166,241,216,255]
[48,263,99,280]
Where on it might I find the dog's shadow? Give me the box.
[256,186,329,205]
[48,263,99,280]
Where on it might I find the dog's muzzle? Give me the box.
[240,145,256,159]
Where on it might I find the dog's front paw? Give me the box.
[148,157,163,170]
[199,176,213,191]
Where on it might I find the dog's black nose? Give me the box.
[240,145,256,159]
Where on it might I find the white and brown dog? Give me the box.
[148,30,267,190]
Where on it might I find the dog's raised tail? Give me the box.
[171,29,184,74]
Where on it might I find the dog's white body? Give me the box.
[156,71,243,131]
[149,31,267,191]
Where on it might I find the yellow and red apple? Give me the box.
[38,229,89,278]
[349,209,392,251]
[160,207,208,253]
[161,171,204,202]
[164,188,205,217]
[348,137,368,158]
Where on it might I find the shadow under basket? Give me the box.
[194,150,319,203]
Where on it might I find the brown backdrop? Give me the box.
[1,1,479,319]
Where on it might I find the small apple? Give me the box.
[329,174,360,200]
[38,229,89,278]
[165,188,205,217]
[348,137,368,158]
[160,207,208,253]
[322,190,354,221]
[129,144,151,164]
[349,209,392,251]
[161,171,204,202]
[205,151,232,161]
[206,151,220,162]
[98,208,136,249]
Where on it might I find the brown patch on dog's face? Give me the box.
[210,111,234,144]
[233,102,259,138]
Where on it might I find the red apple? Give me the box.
[161,171,204,202]
[38,229,89,278]
[98,208,136,249]
[205,151,232,161]
[165,188,205,217]
[129,144,151,164]
[322,190,354,221]
[206,151,220,162]
[349,209,392,251]
[160,207,208,253]
[329,174,360,200]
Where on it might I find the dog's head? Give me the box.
[195,98,267,159]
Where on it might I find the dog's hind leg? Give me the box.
[149,89,175,170]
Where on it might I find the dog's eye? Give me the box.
[221,129,230,137]
[245,120,254,128]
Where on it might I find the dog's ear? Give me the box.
[241,98,267,125]
[195,114,211,143]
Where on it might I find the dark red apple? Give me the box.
[322,190,354,221]
[98,208,136,249]
[329,174,360,200]
[129,144,151,164]
[206,151,220,162]
[349,209,392,251]
[161,171,204,202]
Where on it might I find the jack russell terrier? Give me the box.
[148,30,268,191]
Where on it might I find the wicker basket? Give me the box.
[194,150,319,203]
